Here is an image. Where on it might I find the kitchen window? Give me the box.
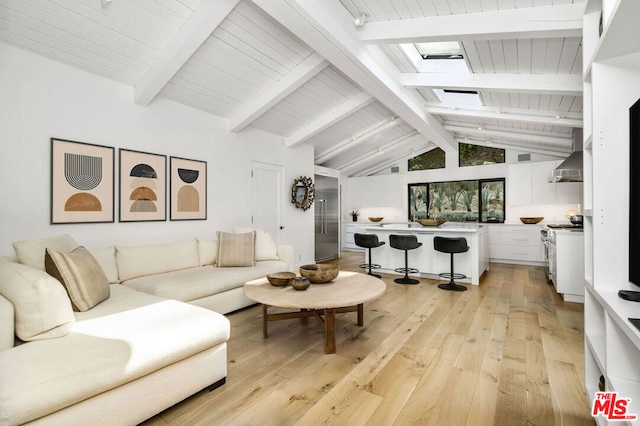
[408,178,505,223]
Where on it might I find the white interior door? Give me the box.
[251,161,283,243]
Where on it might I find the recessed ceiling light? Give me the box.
[354,12,368,27]
[478,126,483,130]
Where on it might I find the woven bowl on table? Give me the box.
[299,264,339,284]
[416,219,447,227]
[266,272,296,287]
[368,217,384,222]
[519,217,544,224]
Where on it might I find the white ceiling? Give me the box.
[0,0,586,176]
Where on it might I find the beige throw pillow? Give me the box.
[217,231,255,267]
[45,246,110,312]
[233,227,279,261]
[0,262,75,341]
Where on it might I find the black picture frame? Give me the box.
[169,156,207,221]
[50,138,115,224]
[119,149,167,222]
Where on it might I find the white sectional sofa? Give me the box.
[0,230,294,425]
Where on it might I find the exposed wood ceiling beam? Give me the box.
[444,124,573,147]
[337,131,422,172]
[425,105,583,128]
[354,146,432,177]
[285,92,374,147]
[358,4,584,44]
[134,0,239,106]
[401,73,583,96]
[229,52,328,133]
[456,138,570,156]
[315,117,401,164]
[252,0,459,153]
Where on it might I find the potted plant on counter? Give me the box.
[350,210,359,222]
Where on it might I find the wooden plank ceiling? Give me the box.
[0,0,586,176]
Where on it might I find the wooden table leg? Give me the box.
[262,304,268,338]
[324,308,336,354]
[357,303,364,326]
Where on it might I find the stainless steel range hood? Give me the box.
[550,128,583,183]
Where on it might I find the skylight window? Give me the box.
[414,42,463,60]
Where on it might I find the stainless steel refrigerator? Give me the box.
[314,174,339,261]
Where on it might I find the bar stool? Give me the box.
[389,234,423,285]
[354,233,385,278]
[434,236,469,291]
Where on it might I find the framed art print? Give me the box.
[119,149,166,222]
[170,156,207,220]
[51,138,114,224]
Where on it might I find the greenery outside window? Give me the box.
[408,178,505,223]
[459,143,505,167]
[408,148,445,171]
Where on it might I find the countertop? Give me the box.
[363,223,484,233]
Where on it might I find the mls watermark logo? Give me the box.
[592,392,637,421]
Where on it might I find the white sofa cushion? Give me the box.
[88,246,119,283]
[234,227,279,261]
[197,238,218,266]
[12,234,78,271]
[45,246,111,312]
[0,285,230,426]
[116,239,199,281]
[121,261,288,303]
[0,262,74,341]
[217,231,255,267]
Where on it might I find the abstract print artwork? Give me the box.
[170,157,206,220]
[51,138,114,224]
[119,149,166,222]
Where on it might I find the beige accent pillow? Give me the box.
[12,234,78,271]
[233,227,279,261]
[0,261,74,341]
[197,239,218,266]
[45,246,110,312]
[217,231,255,267]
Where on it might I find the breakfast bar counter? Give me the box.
[362,223,489,285]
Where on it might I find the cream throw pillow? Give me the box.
[217,231,255,267]
[0,261,74,341]
[197,239,218,266]
[45,246,110,312]
[12,234,78,271]
[233,227,279,261]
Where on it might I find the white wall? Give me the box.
[0,42,315,263]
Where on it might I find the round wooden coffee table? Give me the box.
[244,271,386,354]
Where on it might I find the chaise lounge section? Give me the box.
[0,230,294,425]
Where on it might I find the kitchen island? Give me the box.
[362,223,489,285]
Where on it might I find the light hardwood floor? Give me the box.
[143,252,594,425]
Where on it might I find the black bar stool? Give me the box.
[354,233,385,278]
[389,234,423,285]
[434,236,469,291]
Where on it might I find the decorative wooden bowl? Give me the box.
[368,217,384,222]
[416,219,447,227]
[299,264,339,284]
[291,277,310,291]
[520,217,544,224]
[266,272,296,287]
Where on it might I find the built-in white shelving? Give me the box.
[583,1,640,423]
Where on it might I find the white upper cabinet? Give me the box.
[345,174,405,209]
[508,160,581,205]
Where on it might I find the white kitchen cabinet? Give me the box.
[344,174,404,209]
[508,160,582,206]
[552,231,584,302]
[507,163,532,205]
[582,0,640,418]
[488,224,544,264]
[342,223,366,251]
